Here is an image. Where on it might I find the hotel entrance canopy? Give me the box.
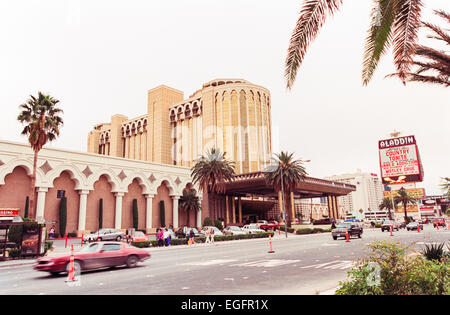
[223,172,356,199]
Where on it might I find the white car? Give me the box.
[223,226,246,235]
[256,220,268,228]
[200,226,224,236]
[242,224,265,234]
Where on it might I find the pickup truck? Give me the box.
[257,220,280,231]
[381,220,400,232]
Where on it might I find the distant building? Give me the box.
[325,169,384,220]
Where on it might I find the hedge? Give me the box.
[132,232,275,248]
[296,227,331,235]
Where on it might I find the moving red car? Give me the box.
[34,242,150,276]
[258,220,280,231]
[432,218,446,227]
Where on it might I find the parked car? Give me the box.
[34,242,150,276]
[242,224,265,234]
[406,222,423,231]
[223,226,246,235]
[432,218,446,227]
[381,220,400,232]
[258,220,280,231]
[131,231,148,242]
[83,229,125,243]
[175,227,201,238]
[331,222,363,240]
[398,221,407,229]
[199,226,224,236]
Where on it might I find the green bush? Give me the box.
[45,241,53,253]
[421,243,446,261]
[335,241,450,295]
[132,199,138,230]
[375,223,382,228]
[132,241,151,248]
[67,232,77,237]
[296,228,313,234]
[8,249,21,258]
[59,197,67,237]
[279,226,295,233]
[214,220,223,231]
[203,217,213,227]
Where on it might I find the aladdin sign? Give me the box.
[378,135,423,185]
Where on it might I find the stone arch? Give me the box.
[121,173,151,194]
[0,158,44,187]
[122,178,146,230]
[0,165,33,217]
[44,164,84,190]
[86,169,120,192]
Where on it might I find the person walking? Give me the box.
[189,229,195,246]
[205,227,211,244]
[49,226,55,239]
[164,228,171,247]
[210,227,215,245]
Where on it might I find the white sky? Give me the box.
[0,0,448,195]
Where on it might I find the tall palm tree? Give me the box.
[264,152,308,227]
[285,0,423,88]
[191,148,235,220]
[379,196,395,220]
[389,10,449,87]
[179,189,201,227]
[393,187,417,223]
[17,92,64,219]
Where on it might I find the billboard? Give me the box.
[378,135,423,185]
[383,188,425,200]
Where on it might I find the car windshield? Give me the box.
[135,232,145,236]
[79,243,100,253]
[336,223,351,229]
[231,227,241,231]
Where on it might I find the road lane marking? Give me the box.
[300,260,354,270]
[231,259,301,268]
[180,259,238,266]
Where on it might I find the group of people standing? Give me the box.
[156,228,171,247]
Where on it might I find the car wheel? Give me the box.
[332,236,337,240]
[126,255,138,268]
[116,236,122,241]
[358,233,361,238]
[66,260,82,275]
[98,237,102,241]
[50,271,61,276]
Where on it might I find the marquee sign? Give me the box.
[0,208,19,216]
[378,135,423,185]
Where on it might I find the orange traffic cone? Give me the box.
[390,225,393,236]
[417,223,420,233]
[436,223,439,230]
[268,234,275,253]
[66,244,75,282]
[345,229,350,242]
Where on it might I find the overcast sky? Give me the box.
[0,0,448,195]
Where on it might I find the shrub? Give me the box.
[203,217,213,227]
[67,232,77,237]
[420,243,446,261]
[59,197,67,237]
[279,226,295,233]
[132,199,139,230]
[132,241,151,248]
[8,249,21,258]
[160,201,165,227]
[214,220,223,231]
[335,241,450,295]
[296,228,313,235]
[45,241,53,253]
[98,198,103,229]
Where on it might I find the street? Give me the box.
[1,225,449,295]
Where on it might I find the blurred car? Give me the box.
[406,222,423,231]
[242,224,265,234]
[398,222,407,229]
[223,226,246,235]
[131,231,148,242]
[83,229,125,243]
[331,222,363,240]
[259,220,280,231]
[313,218,336,225]
[381,220,400,232]
[432,218,446,227]
[175,227,201,238]
[199,226,223,236]
[34,242,150,276]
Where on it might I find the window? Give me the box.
[102,244,122,252]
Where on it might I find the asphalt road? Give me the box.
[1,225,449,295]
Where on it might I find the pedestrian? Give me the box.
[189,229,195,246]
[164,228,171,246]
[210,227,215,244]
[331,222,336,229]
[157,228,164,247]
[205,227,211,244]
[49,226,55,239]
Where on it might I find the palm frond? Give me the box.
[285,0,343,89]
[362,0,398,85]
[392,0,423,85]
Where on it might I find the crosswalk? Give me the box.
[180,258,353,270]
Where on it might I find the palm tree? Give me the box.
[179,189,201,227]
[285,0,423,89]
[17,92,64,219]
[379,196,395,220]
[388,10,449,86]
[191,148,235,220]
[393,187,417,223]
[440,177,450,197]
[264,152,308,228]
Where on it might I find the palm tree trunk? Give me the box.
[284,191,292,228]
[403,202,408,223]
[187,210,190,227]
[29,150,38,219]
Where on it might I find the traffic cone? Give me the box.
[268,234,275,253]
[80,233,84,246]
[65,233,68,248]
[390,225,393,236]
[436,224,439,230]
[66,244,75,282]
[345,229,350,242]
[417,224,420,233]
